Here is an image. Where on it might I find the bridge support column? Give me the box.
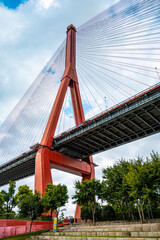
[35,147,52,194]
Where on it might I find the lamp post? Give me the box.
[104,97,107,109]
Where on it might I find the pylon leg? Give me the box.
[74,156,95,221]
[35,147,53,195]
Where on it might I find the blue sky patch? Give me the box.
[42,66,56,75]
[0,0,28,9]
[109,7,117,18]
[124,4,139,16]
[64,99,92,118]
[64,99,74,118]
[47,67,56,75]
[82,101,93,115]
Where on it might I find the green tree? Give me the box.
[1,181,16,218]
[72,179,101,225]
[0,192,4,214]
[18,190,43,233]
[123,157,146,222]
[42,183,69,227]
[145,151,160,217]
[102,159,134,221]
[15,185,33,204]
[124,152,160,221]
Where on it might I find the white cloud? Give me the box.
[36,0,60,10]
[0,133,11,140]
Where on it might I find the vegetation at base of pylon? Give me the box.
[0,191,4,213]
[71,151,160,223]
[101,151,160,222]
[0,182,69,231]
[81,204,116,222]
[18,190,44,233]
[0,151,160,224]
[72,178,101,225]
[42,183,69,229]
[0,181,17,219]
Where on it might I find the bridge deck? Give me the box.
[0,150,37,186]
[54,83,160,159]
[0,83,160,186]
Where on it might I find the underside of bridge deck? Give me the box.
[0,150,37,186]
[54,86,160,159]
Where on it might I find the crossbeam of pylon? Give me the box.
[35,24,95,220]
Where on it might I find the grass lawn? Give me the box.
[1,229,50,240]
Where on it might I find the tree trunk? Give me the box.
[6,203,9,219]
[30,219,33,234]
[127,201,135,221]
[126,201,131,220]
[131,211,135,221]
[122,211,125,223]
[140,198,145,222]
[136,199,143,223]
[128,206,131,220]
[92,206,95,225]
[147,207,150,221]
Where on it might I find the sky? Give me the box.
[0,0,160,217]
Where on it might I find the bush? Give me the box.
[81,204,116,222]
[101,205,116,221]
[0,211,16,219]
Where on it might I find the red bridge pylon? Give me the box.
[35,25,95,219]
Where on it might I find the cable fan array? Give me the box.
[0,42,66,165]
[0,0,160,165]
[76,0,160,119]
[56,0,160,135]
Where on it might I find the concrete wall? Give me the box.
[0,220,53,238]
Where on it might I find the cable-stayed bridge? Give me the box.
[0,0,160,218]
[0,82,160,187]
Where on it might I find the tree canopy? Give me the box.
[18,190,43,233]
[0,192,4,213]
[15,184,33,204]
[72,178,101,224]
[1,181,16,218]
[102,151,160,221]
[42,183,69,224]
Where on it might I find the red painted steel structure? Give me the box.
[0,220,70,238]
[0,220,52,238]
[35,24,95,219]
